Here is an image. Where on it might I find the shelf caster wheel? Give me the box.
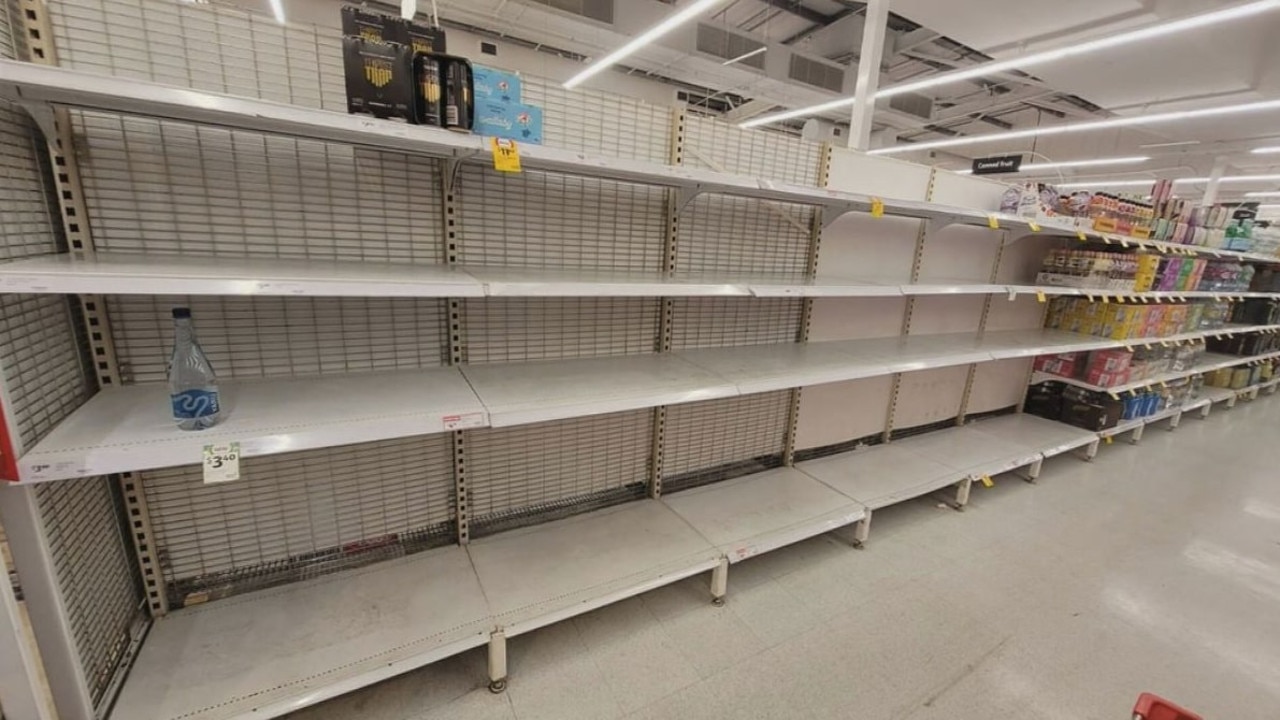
[953,504,966,513]
[489,679,507,694]
[711,597,726,607]
[851,540,865,550]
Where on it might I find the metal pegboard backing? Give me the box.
[32,477,141,708]
[71,112,445,261]
[464,409,651,536]
[521,76,670,163]
[889,365,970,430]
[661,391,790,492]
[677,195,813,275]
[105,295,447,384]
[668,297,803,351]
[683,115,820,186]
[140,435,454,605]
[453,166,666,270]
[967,358,1033,416]
[793,375,895,451]
[0,294,93,451]
[0,102,61,261]
[50,0,343,110]
[462,297,659,364]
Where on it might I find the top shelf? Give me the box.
[0,60,999,228]
[1,60,1273,268]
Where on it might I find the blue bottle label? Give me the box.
[172,389,220,419]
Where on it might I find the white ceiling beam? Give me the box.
[848,0,889,150]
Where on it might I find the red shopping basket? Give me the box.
[1133,693,1202,720]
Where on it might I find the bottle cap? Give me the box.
[172,307,192,319]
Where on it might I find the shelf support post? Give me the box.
[884,172,936,442]
[785,143,833,466]
[441,153,471,543]
[16,0,163,621]
[649,108,686,499]
[958,225,1009,425]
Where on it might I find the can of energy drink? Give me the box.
[443,56,473,131]
[414,53,443,126]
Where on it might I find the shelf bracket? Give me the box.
[673,185,700,213]
[442,159,462,197]
[18,101,56,141]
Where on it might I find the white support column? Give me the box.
[953,477,972,510]
[1202,157,1229,206]
[847,0,889,151]
[487,630,507,693]
[710,558,728,607]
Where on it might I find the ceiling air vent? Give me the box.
[888,92,934,120]
[696,24,766,70]
[788,54,844,93]
[526,0,614,23]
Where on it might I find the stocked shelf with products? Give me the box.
[1032,350,1280,395]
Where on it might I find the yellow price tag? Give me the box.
[1159,381,1168,388]
[1036,290,1047,303]
[1029,221,1041,232]
[979,475,994,488]
[1116,295,1126,304]
[871,197,885,218]
[1109,392,1120,400]
[1086,294,1096,303]
[490,137,522,173]
[1077,231,1088,241]
[1119,238,1129,248]
[1105,436,1114,445]
[987,214,1000,230]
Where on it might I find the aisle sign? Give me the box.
[970,155,1023,175]
[203,442,241,484]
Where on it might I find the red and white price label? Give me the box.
[443,412,485,430]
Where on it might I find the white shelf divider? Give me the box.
[16,368,485,482]
[467,501,722,638]
[662,467,866,564]
[109,545,491,720]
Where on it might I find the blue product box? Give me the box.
[475,101,543,145]
[473,65,522,104]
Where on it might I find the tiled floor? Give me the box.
[289,396,1280,720]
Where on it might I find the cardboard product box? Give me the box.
[1085,366,1131,388]
[1024,382,1065,421]
[473,65,523,104]
[1034,352,1084,377]
[1087,349,1132,374]
[341,5,390,41]
[394,18,447,55]
[343,38,416,122]
[1061,391,1123,431]
[1206,368,1234,388]
[474,100,544,144]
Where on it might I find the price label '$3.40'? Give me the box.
[203,442,241,484]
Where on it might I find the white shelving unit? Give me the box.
[663,468,866,563]
[110,546,492,720]
[3,9,1279,720]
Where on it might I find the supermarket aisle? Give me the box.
[289,398,1280,720]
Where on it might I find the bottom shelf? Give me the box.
[662,468,866,563]
[468,501,722,638]
[965,414,1098,459]
[797,443,965,511]
[111,546,491,720]
[893,422,1043,479]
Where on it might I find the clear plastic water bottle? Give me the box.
[168,307,221,431]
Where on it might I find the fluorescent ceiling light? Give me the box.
[865,99,1280,156]
[266,0,285,23]
[1246,191,1280,197]
[1252,146,1280,154]
[1139,140,1201,149]
[1057,173,1280,189]
[740,0,1280,129]
[954,155,1149,175]
[722,47,767,66]
[564,0,726,89]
